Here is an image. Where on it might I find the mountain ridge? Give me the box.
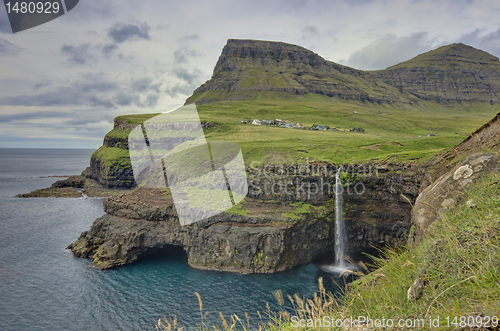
[186,39,500,105]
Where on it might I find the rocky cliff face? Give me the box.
[186,40,500,105]
[81,117,136,188]
[69,188,335,273]
[69,162,422,273]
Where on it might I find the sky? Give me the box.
[0,0,499,148]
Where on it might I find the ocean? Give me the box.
[0,148,347,330]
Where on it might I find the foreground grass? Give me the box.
[157,170,500,330]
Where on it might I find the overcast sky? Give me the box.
[0,0,499,148]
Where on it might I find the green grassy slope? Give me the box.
[373,43,500,103]
[198,99,500,165]
[90,99,500,170]
[338,170,500,329]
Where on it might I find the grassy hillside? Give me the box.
[197,99,500,165]
[373,43,500,103]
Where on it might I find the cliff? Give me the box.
[69,162,422,272]
[186,40,500,105]
[81,114,158,189]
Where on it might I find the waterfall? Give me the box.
[334,170,346,267]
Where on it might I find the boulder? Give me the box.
[412,152,500,237]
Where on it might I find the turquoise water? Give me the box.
[0,149,350,330]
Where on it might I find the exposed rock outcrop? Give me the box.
[412,152,500,237]
[68,189,335,273]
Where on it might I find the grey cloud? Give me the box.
[173,67,203,85]
[174,47,202,64]
[33,80,51,91]
[0,108,117,144]
[166,67,204,98]
[131,77,154,92]
[165,84,197,98]
[61,42,124,64]
[0,38,22,56]
[62,108,117,127]
[156,24,169,31]
[102,43,119,55]
[302,26,318,35]
[143,94,159,107]
[61,43,94,64]
[345,32,435,70]
[458,29,500,59]
[0,111,66,123]
[108,22,151,43]
[114,91,140,107]
[0,75,119,108]
[179,34,199,42]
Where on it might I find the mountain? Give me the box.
[185,39,416,105]
[186,40,500,105]
[374,43,500,103]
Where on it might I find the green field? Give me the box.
[194,99,500,165]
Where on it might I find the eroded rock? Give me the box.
[412,153,500,237]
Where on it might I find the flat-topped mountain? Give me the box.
[186,39,500,105]
[186,39,415,105]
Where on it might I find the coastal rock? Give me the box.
[69,163,421,273]
[68,195,334,273]
[412,152,500,237]
[50,175,85,188]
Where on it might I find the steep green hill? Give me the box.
[186,40,500,106]
[374,43,500,103]
[186,39,418,105]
